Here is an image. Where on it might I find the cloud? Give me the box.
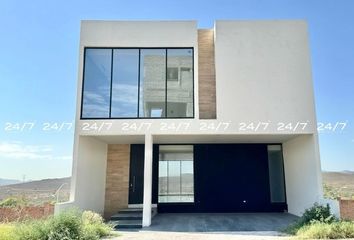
[83,91,108,105]
[0,142,71,161]
[112,83,138,104]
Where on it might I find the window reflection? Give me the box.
[139,49,166,118]
[82,49,112,118]
[158,145,194,203]
[81,48,194,119]
[111,49,139,118]
[167,49,194,118]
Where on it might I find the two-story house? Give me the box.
[55,20,331,228]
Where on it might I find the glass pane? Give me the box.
[82,49,112,118]
[139,49,166,117]
[268,145,286,203]
[181,161,194,195]
[158,145,194,203]
[158,195,194,203]
[111,49,139,118]
[167,49,193,118]
[158,160,168,195]
[168,161,181,195]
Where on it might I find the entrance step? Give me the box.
[110,207,157,229]
[119,208,143,214]
[111,212,142,221]
[111,220,142,229]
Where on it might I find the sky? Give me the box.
[0,0,353,180]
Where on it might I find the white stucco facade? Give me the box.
[55,20,332,224]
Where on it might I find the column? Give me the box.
[142,134,153,227]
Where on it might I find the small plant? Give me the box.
[0,197,28,208]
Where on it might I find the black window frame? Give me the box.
[80,47,195,120]
[157,144,195,204]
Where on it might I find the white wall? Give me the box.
[283,134,323,216]
[80,20,197,47]
[214,20,317,132]
[67,136,108,214]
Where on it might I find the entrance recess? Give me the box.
[129,144,287,212]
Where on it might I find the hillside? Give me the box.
[0,178,20,186]
[0,177,71,205]
[322,171,354,199]
[1,177,71,190]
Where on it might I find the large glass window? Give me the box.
[167,49,193,117]
[267,145,286,203]
[158,145,194,203]
[139,49,166,118]
[81,49,112,118]
[81,48,194,119]
[111,49,139,118]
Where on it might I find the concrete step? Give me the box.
[118,207,157,214]
[110,207,157,230]
[110,213,142,221]
[111,220,142,229]
[118,208,143,214]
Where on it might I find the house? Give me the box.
[55,20,334,227]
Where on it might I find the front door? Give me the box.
[128,145,144,204]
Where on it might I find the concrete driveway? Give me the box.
[107,213,297,239]
[109,231,293,240]
[144,213,298,232]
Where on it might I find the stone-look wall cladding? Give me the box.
[104,144,130,219]
[339,199,354,220]
[198,29,217,119]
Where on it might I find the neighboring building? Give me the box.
[56,20,331,227]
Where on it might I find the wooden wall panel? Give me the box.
[104,144,130,218]
[198,29,217,119]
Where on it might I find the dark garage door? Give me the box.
[194,144,272,212]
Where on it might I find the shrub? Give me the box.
[299,203,336,225]
[47,209,82,240]
[284,203,336,235]
[0,224,15,240]
[0,197,28,208]
[82,211,112,238]
[284,203,354,239]
[1,209,113,240]
[13,219,49,240]
[297,221,354,239]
